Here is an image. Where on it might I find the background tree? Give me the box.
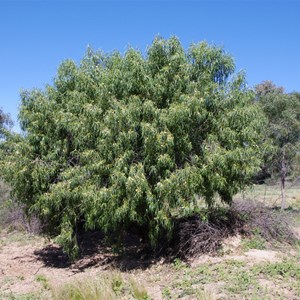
[0,37,265,258]
[0,108,13,139]
[0,109,13,228]
[255,82,300,210]
[255,80,284,98]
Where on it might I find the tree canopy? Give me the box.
[0,108,13,139]
[255,81,300,209]
[0,37,265,257]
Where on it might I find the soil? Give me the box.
[0,227,299,299]
[0,231,166,298]
[0,238,73,296]
[0,235,280,299]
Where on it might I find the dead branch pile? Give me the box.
[172,200,298,259]
[232,199,296,244]
[173,208,243,258]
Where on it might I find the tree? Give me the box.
[255,80,284,98]
[0,37,265,258]
[255,82,300,210]
[0,108,13,139]
[0,109,13,228]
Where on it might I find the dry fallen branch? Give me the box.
[171,200,297,259]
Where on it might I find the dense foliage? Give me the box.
[0,37,265,257]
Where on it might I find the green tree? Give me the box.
[0,108,13,139]
[0,37,265,257]
[255,82,300,210]
[0,109,13,228]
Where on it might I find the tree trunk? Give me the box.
[280,149,287,211]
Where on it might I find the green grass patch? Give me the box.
[167,257,300,299]
[241,235,266,250]
[35,275,49,290]
[253,259,300,280]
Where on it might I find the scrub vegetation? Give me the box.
[0,36,299,299]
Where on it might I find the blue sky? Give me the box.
[1,0,299,132]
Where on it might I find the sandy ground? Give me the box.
[0,230,292,299]
[0,239,77,295]
[0,231,121,297]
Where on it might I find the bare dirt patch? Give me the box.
[189,248,281,269]
[244,249,280,262]
[0,236,72,296]
[0,231,164,299]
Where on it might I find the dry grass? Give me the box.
[50,272,150,300]
[234,182,300,209]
